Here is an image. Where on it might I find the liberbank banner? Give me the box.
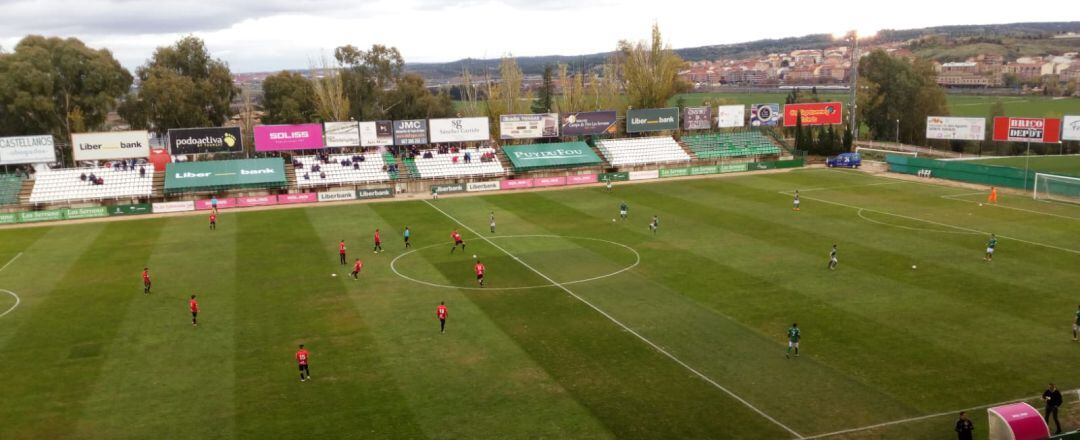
[0,135,56,165]
[168,127,243,154]
[254,124,324,151]
[164,158,286,193]
[783,102,843,127]
[503,142,602,170]
[72,130,150,161]
[926,117,986,141]
[992,117,1061,143]
[324,122,361,147]
[429,117,490,143]
[500,113,559,139]
[561,111,617,136]
[626,108,679,133]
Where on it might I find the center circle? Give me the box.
[390,235,640,291]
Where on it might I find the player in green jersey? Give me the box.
[786,323,800,358]
[828,244,838,270]
[649,215,659,234]
[619,202,628,220]
[984,234,997,261]
[1073,305,1079,342]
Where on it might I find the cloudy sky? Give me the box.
[0,0,1075,72]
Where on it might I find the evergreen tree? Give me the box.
[531,64,555,113]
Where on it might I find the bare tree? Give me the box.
[309,54,350,121]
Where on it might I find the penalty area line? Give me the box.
[0,253,24,318]
[422,200,805,439]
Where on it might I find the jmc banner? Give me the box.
[750,104,780,126]
[0,135,56,165]
[500,113,559,139]
[359,121,394,146]
[393,119,428,145]
[72,130,150,161]
[324,122,361,147]
[926,117,986,141]
[783,102,843,127]
[561,111,617,136]
[626,108,679,133]
[992,117,1061,143]
[254,124,324,151]
[168,127,243,154]
[429,117,490,143]
[683,107,712,130]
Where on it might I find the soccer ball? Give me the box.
[331,273,337,277]
[911,265,917,270]
[978,203,983,206]
[612,218,616,223]
[472,254,477,259]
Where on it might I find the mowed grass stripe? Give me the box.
[0,220,164,439]
[77,215,241,438]
[232,208,424,438]
[471,191,916,433]
[426,196,793,438]
[310,201,612,439]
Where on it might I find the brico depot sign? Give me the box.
[992,117,1061,143]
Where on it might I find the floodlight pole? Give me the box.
[849,32,859,142]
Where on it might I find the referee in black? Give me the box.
[1043,382,1063,435]
[954,411,974,440]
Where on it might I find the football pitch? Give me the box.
[0,168,1078,439]
[963,154,1080,177]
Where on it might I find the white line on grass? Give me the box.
[856,209,979,235]
[0,253,23,318]
[0,252,21,273]
[782,192,1080,256]
[940,193,1080,220]
[422,200,805,439]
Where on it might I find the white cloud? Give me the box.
[0,0,1076,72]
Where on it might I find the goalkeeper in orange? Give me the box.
[987,186,998,204]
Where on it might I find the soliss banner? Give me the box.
[254,124,324,151]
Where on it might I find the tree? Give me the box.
[531,64,555,113]
[856,49,948,145]
[794,111,804,150]
[554,64,586,113]
[335,44,403,120]
[121,36,236,134]
[985,99,1007,155]
[0,35,131,144]
[842,123,853,151]
[310,55,350,122]
[262,71,317,124]
[385,73,454,121]
[616,24,689,109]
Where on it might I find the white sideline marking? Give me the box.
[423,201,804,439]
[940,193,1080,220]
[783,192,1080,256]
[805,390,1076,439]
[856,209,979,235]
[793,181,905,193]
[0,253,23,318]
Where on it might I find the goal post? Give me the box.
[854,147,917,163]
[1033,173,1080,204]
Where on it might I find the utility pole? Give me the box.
[848,31,860,141]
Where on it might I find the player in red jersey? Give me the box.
[141,267,151,294]
[450,230,465,254]
[209,212,217,230]
[373,229,383,253]
[436,301,448,333]
[351,258,363,280]
[338,240,347,265]
[474,259,486,287]
[296,344,311,382]
[189,295,199,326]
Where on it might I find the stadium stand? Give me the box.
[407,147,505,179]
[294,152,392,187]
[595,136,690,166]
[682,131,783,159]
[0,174,23,205]
[29,166,154,204]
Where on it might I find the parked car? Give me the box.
[826,152,861,168]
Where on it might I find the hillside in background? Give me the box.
[405,21,1080,79]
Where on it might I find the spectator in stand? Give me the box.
[452,156,459,164]
[320,172,326,179]
[353,162,360,170]
[139,166,146,178]
[88,173,96,183]
[96,177,104,185]
[464,152,471,163]
[80,173,87,182]
[303,173,310,180]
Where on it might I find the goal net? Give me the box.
[855,147,916,163]
[1033,173,1080,204]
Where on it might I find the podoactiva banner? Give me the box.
[0,135,56,165]
[72,130,150,161]
[393,119,428,145]
[561,111,617,136]
[992,117,1061,143]
[750,104,780,126]
[1061,115,1080,141]
[925,117,986,141]
[503,141,602,170]
[500,113,559,139]
[783,102,843,127]
[168,127,243,154]
[324,122,361,147]
[164,158,286,193]
[360,121,394,146]
[683,107,712,130]
[716,105,746,128]
[626,108,679,133]
[254,124,324,151]
[429,117,490,143]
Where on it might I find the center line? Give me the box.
[423,200,804,439]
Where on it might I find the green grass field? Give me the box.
[962,154,1080,176]
[1,169,1079,439]
[668,92,1080,118]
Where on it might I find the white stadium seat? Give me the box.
[410,147,505,179]
[29,166,154,204]
[294,153,392,187]
[596,137,690,166]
